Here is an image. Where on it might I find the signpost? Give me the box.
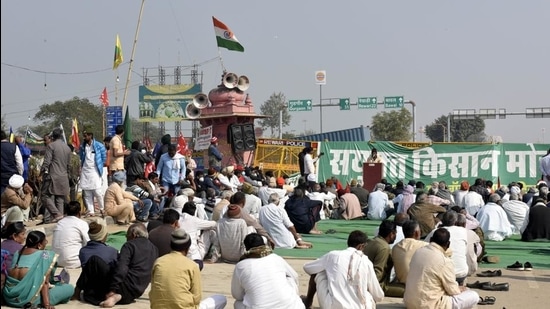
[288,99,313,112]
[105,106,123,137]
[358,97,378,109]
[339,98,350,110]
[384,96,404,108]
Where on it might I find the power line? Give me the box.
[1,62,126,75]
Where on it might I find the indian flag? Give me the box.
[212,16,244,52]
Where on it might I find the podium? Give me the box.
[363,162,384,191]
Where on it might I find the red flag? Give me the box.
[71,118,80,150]
[176,132,188,155]
[100,87,109,107]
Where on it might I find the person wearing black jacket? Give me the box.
[124,141,154,186]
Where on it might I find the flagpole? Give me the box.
[115,75,119,105]
[102,106,106,138]
[121,0,146,113]
[217,48,226,72]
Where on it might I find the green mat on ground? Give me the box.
[274,220,550,270]
[105,220,550,270]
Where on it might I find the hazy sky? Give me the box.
[2,1,549,143]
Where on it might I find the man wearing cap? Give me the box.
[1,174,33,225]
[208,136,223,170]
[150,228,227,309]
[218,166,239,192]
[242,183,262,220]
[104,171,137,225]
[72,220,119,303]
[156,144,187,196]
[475,194,513,241]
[217,204,250,263]
[0,130,23,196]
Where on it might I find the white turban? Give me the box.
[180,188,195,197]
[510,186,521,196]
[172,195,188,210]
[9,175,24,189]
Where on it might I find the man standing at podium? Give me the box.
[366,148,384,164]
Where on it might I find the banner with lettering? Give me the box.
[318,141,548,191]
[196,126,213,150]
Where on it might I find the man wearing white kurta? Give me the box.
[52,201,90,268]
[425,211,469,284]
[303,230,384,309]
[231,233,304,309]
[259,193,310,249]
[79,132,107,216]
[462,189,485,216]
[476,194,513,241]
[501,192,530,234]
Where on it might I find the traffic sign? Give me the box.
[384,96,404,108]
[106,106,123,137]
[288,99,313,112]
[315,70,326,85]
[339,98,350,110]
[358,97,378,109]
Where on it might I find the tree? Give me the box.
[425,115,486,142]
[258,92,291,137]
[28,97,104,142]
[370,108,413,141]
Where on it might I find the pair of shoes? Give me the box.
[481,282,509,291]
[478,296,496,305]
[477,269,502,277]
[507,261,533,271]
[466,280,491,289]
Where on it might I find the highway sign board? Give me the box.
[106,106,123,137]
[288,99,313,112]
[384,96,404,108]
[358,97,378,109]
[339,98,350,110]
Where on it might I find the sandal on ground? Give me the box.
[478,296,496,305]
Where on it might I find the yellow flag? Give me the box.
[113,34,123,69]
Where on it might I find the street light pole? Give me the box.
[319,84,323,134]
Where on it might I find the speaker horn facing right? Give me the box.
[192,93,209,109]
[237,75,250,91]
[223,72,238,89]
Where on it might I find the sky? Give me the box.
[2,0,549,144]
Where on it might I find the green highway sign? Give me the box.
[358,97,378,109]
[339,98,350,110]
[384,96,404,108]
[288,99,313,112]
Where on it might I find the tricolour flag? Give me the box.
[113,34,123,69]
[212,16,244,52]
[70,118,80,150]
[100,87,109,107]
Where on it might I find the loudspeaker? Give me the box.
[242,123,256,151]
[230,124,245,152]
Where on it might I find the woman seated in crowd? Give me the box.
[3,230,74,309]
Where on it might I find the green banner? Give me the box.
[318,141,548,191]
[138,84,202,122]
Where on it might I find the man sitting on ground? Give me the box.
[404,228,479,309]
[476,194,513,241]
[259,193,312,249]
[363,220,405,297]
[231,233,305,309]
[335,189,364,220]
[72,219,118,304]
[149,229,227,309]
[303,230,384,309]
[217,205,250,263]
[522,197,550,241]
[391,220,428,285]
[284,188,323,235]
[407,192,447,238]
[501,191,529,234]
[1,174,34,226]
[52,201,90,269]
[99,223,158,308]
[148,209,180,257]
